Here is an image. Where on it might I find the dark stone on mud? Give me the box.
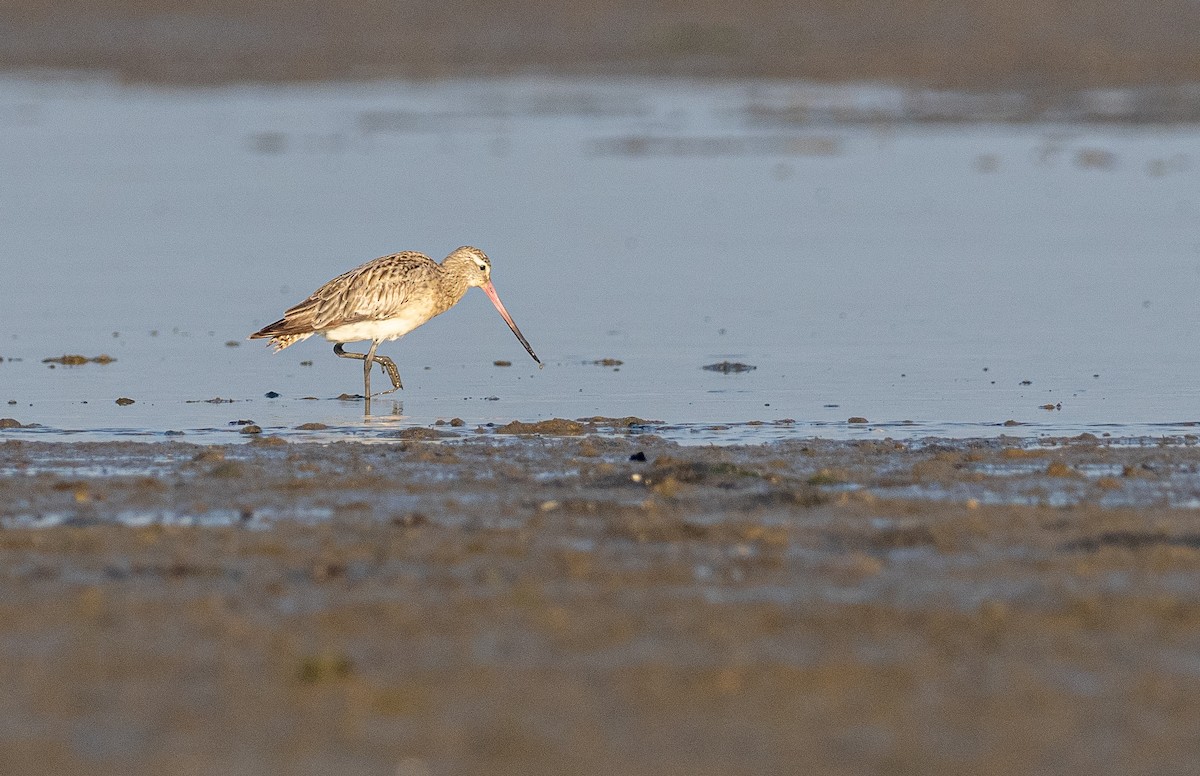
[630,451,647,461]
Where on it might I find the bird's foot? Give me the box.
[374,357,403,392]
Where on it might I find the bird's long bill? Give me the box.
[481,281,542,366]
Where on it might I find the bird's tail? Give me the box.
[248,320,313,352]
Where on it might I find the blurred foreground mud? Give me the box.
[1,434,1199,774]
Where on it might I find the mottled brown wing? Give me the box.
[307,254,431,329]
[260,252,436,336]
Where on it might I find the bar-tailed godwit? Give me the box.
[250,246,541,397]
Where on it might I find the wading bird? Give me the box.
[250,246,541,397]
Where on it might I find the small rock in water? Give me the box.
[493,360,512,367]
[0,418,25,429]
[239,424,263,435]
[295,422,329,430]
[336,393,362,401]
[115,397,135,406]
[229,419,257,426]
[265,391,281,398]
[702,361,756,374]
[848,416,868,424]
[590,358,624,366]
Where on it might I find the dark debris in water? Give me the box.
[702,361,756,374]
[42,354,115,366]
[115,397,135,406]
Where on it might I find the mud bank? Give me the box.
[2,434,1199,774]
[5,0,1200,91]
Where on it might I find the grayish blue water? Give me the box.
[2,75,1198,443]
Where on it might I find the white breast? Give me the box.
[318,303,437,344]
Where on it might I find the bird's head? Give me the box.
[445,246,492,287]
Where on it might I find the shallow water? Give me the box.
[2,75,1199,444]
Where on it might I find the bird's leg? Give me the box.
[333,342,372,397]
[334,342,402,396]
[362,340,379,398]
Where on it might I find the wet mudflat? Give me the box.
[2,433,1199,774]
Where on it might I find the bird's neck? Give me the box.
[436,262,472,313]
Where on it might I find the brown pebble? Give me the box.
[295,422,329,430]
[493,360,512,367]
[848,416,868,424]
[239,424,263,435]
[115,397,135,406]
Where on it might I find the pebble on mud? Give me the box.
[702,361,756,373]
[115,397,135,406]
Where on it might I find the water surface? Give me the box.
[2,75,1198,443]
